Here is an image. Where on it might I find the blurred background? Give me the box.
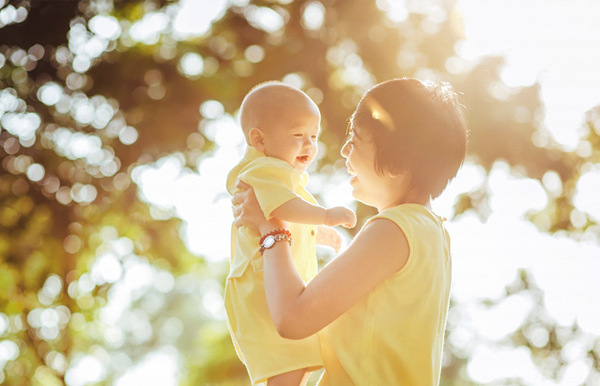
[1,0,599,385]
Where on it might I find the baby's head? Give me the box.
[350,78,468,199]
[240,81,321,173]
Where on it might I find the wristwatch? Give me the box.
[262,235,276,250]
[259,233,292,254]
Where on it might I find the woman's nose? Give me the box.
[341,140,350,157]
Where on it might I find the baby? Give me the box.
[225,81,356,386]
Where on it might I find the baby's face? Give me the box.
[262,110,320,173]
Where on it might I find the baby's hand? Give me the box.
[325,207,357,228]
[316,226,342,253]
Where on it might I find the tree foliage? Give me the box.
[0,0,598,385]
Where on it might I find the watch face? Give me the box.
[263,235,275,248]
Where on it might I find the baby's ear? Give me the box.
[248,128,266,151]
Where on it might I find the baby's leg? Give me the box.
[267,368,309,386]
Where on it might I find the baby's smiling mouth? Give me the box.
[297,155,310,163]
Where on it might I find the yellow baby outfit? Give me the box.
[318,204,452,386]
[225,147,322,384]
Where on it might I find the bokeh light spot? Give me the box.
[245,6,285,33]
[178,52,204,78]
[173,0,227,38]
[0,5,17,25]
[56,186,73,205]
[37,82,64,106]
[1,112,41,141]
[113,173,131,191]
[64,355,105,386]
[445,56,464,74]
[306,87,324,105]
[244,45,265,63]
[72,55,91,73]
[282,73,304,89]
[0,313,9,336]
[0,340,19,362]
[89,15,121,40]
[302,1,325,30]
[542,170,562,197]
[46,351,68,375]
[154,270,175,293]
[200,100,224,120]
[12,156,31,174]
[26,163,45,182]
[514,106,531,123]
[118,126,138,145]
[3,137,20,155]
[64,235,82,254]
[70,183,98,204]
[129,12,169,45]
[91,253,122,284]
[42,275,63,300]
[574,169,600,221]
[377,0,409,23]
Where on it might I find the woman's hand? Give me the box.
[232,180,286,234]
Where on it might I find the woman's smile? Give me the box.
[346,163,358,182]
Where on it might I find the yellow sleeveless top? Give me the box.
[319,204,452,386]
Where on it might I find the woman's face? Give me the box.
[341,126,410,211]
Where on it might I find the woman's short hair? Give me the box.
[350,78,468,199]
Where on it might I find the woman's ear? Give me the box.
[249,127,266,152]
[386,166,405,179]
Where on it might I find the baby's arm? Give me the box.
[316,225,342,253]
[271,198,357,228]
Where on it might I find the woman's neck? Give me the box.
[377,190,430,212]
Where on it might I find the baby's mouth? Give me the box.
[297,155,310,163]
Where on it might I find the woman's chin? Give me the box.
[351,191,371,207]
[349,183,362,200]
[350,186,373,207]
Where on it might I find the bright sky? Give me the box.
[459,0,600,149]
[112,1,600,385]
[448,1,600,383]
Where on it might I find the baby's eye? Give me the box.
[293,134,303,137]
[311,135,317,139]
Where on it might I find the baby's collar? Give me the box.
[245,146,264,158]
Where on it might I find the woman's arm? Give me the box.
[232,180,409,339]
[259,217,409,339]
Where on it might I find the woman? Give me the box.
[232,78,467,385]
